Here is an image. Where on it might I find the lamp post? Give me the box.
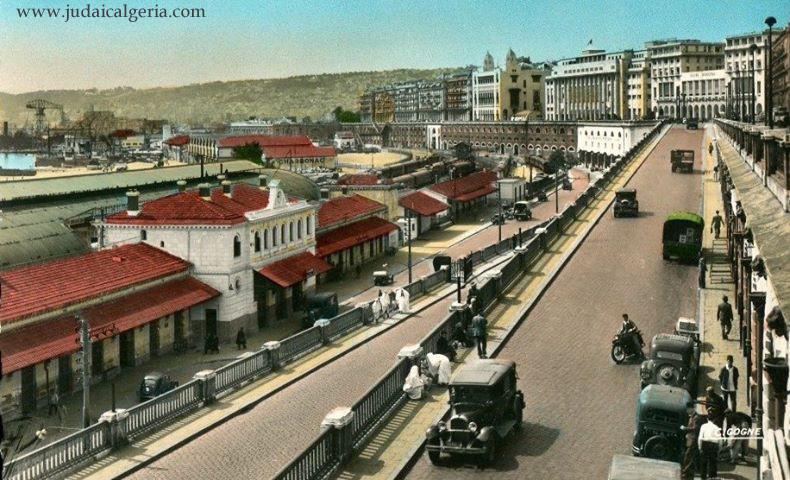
[681,93,687,120]
[750,43,758,124]
[738,64,745,122]
[765,16,777,128]
[406,208,413,284]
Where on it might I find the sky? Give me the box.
[0,0,786,93]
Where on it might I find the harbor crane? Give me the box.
[25,98,64,136]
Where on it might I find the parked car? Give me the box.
[662,212,704,262]
[490,213,506,225]
[425,359,525,465]
[139,372,179,402]
[640,333,699,395]
[373,270,394,286]
[302,292,339,328]
[632,384,692,462]
[535,191,548,202]
[686,118,698,130]
[613,188,639,218]
[513,201,533,221]
[670,149,694,173]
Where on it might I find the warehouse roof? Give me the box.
[318,194,386,230]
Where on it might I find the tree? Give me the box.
[232,142,264,165]
[547,150,566,173]
[332,106,361,123]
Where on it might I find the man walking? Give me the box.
[48,389,60,417]
[698,416,723,479]
[681,405,703,480]
[698,257,707,289]
[471,313,488,359]
[705,386,727,426]
[719,355,739,411]
[236,327,247,350]
[718,295,734,340]
[711,210,724,239]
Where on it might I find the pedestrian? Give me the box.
[698,416,722,479]
[713,164,720,181]
[471,313,488,358]
[203,335,211,354]
[705,386,726,427]
[711,210,723,239]
[680,405,703,480]
[718,354,739,411]
[452,321,471,348]
[355,264,362,279]
[717,295,733,340]
[236,327,247,350]
[48,389,60,417]
[436,330,457,362]
[698,257,707,289]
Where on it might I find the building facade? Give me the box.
[472,52,501,121]
[725,31,773,121]
[770,24,790,122]
[679,69,728,120]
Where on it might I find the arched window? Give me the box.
[280,225,285,244]
[264,229,269,249]
[289,222,295,242]
[233,235,241,257]
[272,227,278,247]
[141,230,147,241]
[254,232,261,252]
[297,219,303,239]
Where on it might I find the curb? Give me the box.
[391,125,670,480]
[107,243,518,479]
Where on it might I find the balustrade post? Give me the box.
[263,341,282,370]
[314,318,331,344]
[397,344,425,369]
[321,407,355,465]
[99,408,129,450]
[194,370,217,405]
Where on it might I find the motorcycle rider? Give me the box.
[619,313,644,359]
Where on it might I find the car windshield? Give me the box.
[655,351,685,362]
[514,203,528,212]
[451,386,490,405]
[143,378,158,389]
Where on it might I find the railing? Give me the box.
[272,427,340,480]
[350,359,412,449]
[421,269,446,292]
[125,379,204,440]
[280,326,324,366]
[3,421,110,480]
[215,349,273,395]
[325,308,366,341]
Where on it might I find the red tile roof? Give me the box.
[318,194,387,230]
[430,171,498,202]
[399,191,449,216]
[107,189,247,226]
[208,183,270,214]
[262,145,336,159]
[165,135,190,146]
[0,277,218,375]
[258,251,333,288]
[0,244,190,327]
[338,174,380,186]
[316,216,398,257]
[217,135,313,148]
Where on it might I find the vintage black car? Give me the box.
[632,384,692,462]
[302,292,339,328]
[640,334,699,395]
[426,359,525,465]
[670,149,694,173]
[613,188,639,218]
[513,201,533,221]
[139,372,179,402]
[535,191,549,202]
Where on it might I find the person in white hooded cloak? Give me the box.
[402,365,425,400]
[425,352,452,385]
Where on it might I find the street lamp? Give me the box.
[765,16,777,128]
[406,208,413,284]
[750,43,758,124]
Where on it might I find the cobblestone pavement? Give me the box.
[406,126,705,480]
[123,174,589,479]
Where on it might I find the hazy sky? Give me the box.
[0,0,786,93]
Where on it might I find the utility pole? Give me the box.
[406,208,413,284]
[77,315,91,428]
[497,181,502,242]
[555,171,560,214]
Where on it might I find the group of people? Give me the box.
[371,288,411,323]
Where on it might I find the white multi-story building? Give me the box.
[101,176,328,341]
[625,50,651,120]
[576,121,657,168]
[725,31,773,121]
[472,52,501,121]
[647,39,725,119]
[678,69,728,120]
[544,47,635,121]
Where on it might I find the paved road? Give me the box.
[406,126,705,479]
[126,173,588,479]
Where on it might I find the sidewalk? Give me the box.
[336,125,669,480]
[695,124,755,479]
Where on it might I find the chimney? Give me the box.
[177,180,187,193]
[217,174,226,184]
[198,183,211,200]
[222,180,232,196]
[259,174,268,190]
[265,179,281,210]
[126,190,140,216]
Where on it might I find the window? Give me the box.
[297,220,303,239]
[272,227,278,247]
[160,241,165,248]
[141,230,147,240]
[264,229,269,249]
[254,232,261,252]
[289,222,295,242]
[233,235,241,257]
[280,225,285,244]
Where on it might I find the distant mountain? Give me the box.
[0,68,463,126]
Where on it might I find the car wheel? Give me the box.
[482,435,498,466]
[644,435,674,461]
[428,450,442,465]
[611,344,626,364]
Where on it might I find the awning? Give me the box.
[0,277,219,375]
[399,191,449,216]
[258,251,334,288]
[317,216,399,258]
[454,185,496,202]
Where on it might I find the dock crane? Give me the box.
[25,99,63,136]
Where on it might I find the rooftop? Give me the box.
[399,191,449,216]
[0,243,191,326]
[337,174,380,186]
[316,216,398,257]
[430,171,498,202]
[217,135,313,148]
[258,251,333,288]
[318,194,387,230]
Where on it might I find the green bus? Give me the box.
[662,212,704,263]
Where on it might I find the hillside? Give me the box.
[0,68,462,126]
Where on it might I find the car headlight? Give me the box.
[468,422,478,433]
